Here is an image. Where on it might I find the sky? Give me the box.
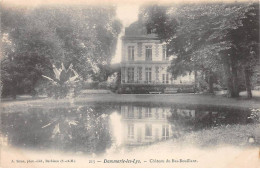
[111,4,140,64]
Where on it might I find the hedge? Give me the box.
[117,84,195,94]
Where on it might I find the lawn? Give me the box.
[1,91,260,112]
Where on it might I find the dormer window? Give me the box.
[147,27,156,34]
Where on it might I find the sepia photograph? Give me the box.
[0,0,259,168]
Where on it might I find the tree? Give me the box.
[227,3,259,98]
[1,3,122,98]
[1,5,64,98]
[1,6,57,98]
[141,2,259,98]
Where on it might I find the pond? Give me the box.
[1,102,259,156]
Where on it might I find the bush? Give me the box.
[98,81,109,89]
[118,84,194,94]
[213,83,223,91]
[177,87,195,93]
[82,80,119,91]
[46,83,70,99]
[35,80,84,99]
[197,79,208,92]
[81,81,99,89]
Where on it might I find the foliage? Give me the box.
[91,64,114,82]
[81,81,100,90]
[141,2,259,98]
[42,63,82,99]
[1,4,122,98]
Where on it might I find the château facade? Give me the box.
[120,21,194,85]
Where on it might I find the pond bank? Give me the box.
[1,93,260,112]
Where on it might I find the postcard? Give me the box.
[1,0,259,168]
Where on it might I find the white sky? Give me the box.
[111,4,140,64]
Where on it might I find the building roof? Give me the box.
[122,21,159,40]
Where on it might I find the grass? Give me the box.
[173,123,260,148]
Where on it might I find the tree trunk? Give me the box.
[208,71,214,94]
[244,68,252,99]
[223,62,233,98]
[11,83,17,100]
[231,64,239,97]
[194,70,198,93]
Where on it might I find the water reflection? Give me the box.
[121,106,175,146]
[1,104,259,155]
[120,105,259,146]
[1,106,113,155]
[109,112,123,146]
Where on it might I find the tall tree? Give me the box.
[141,2,259,98]
[1,4,122,98]
[227,3,259,98]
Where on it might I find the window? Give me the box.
[166,74,169,84]
[162,109,165,118]
[155,128,159,140]
[155,66,159,82]
[145,107,152,118]
[162,125,169,140]
[257,73,260,84]
[147,27,156,34]
[145,124,152,138]
[127,105,134,118]
[138,107,142,119]
[127,67,134,83]
[128,46,135,61]
[121,106,125,116]
[162,45,167,61]
[128,124,134,139]
[137,128,142,142]
[121,67,125,83]
[155,108,159,119]
[145,67,152,83]
[145,46,152,61]
[162,74,165,83]
[137,42,142,57]
[137,67,142,81]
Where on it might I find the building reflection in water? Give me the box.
[120,105,195,146]
[2,105,255,154]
